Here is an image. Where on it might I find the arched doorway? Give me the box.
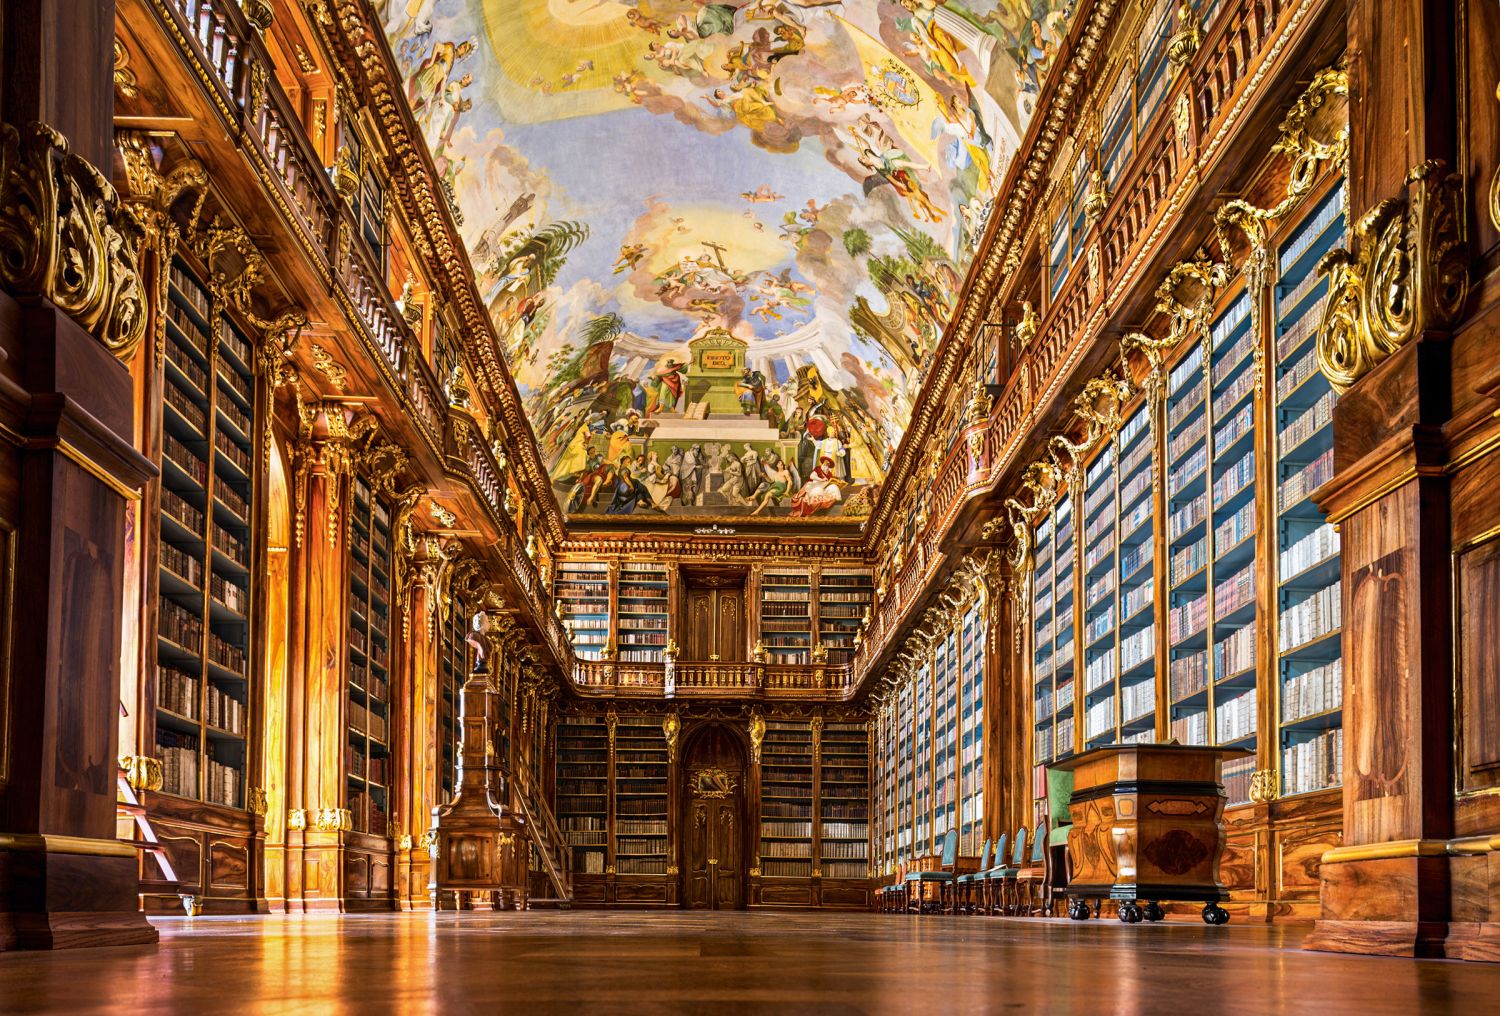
[680,722,748,910]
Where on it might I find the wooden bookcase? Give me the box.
[555,716,609,876]
[556,561,610,660]
[758,720,815,878]
[1031,495,1076,766]
[816,570,873,665]
[616,563,669,663]
[346,477,393,837]
[437,593,470,803]
[818,723,870,881]
[153,257,253,810]
[613,718,670,877]
[931,631,958,845]
[958,604,985,853]
[760,570,813,664]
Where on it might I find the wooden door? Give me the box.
[683,581,746,661]
[681,726,745,910]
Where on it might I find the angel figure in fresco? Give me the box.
[613,243,648,275]
[898,0,976,91]
[932,91,995,195]
[406,37,476,111]
[741,185,784,203]
[384,0,436,44]
[788,455,846,517]
[814,82,873,113]
[708,83,784,135]
[854,141,946,224]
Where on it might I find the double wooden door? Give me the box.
[683,581,745,661]
[681,725,745,910]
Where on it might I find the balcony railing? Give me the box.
[569,660,856,699]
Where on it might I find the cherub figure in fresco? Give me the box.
[613,71,652,105]
[624,9,667,34]
[613,243,648,275]
[814,82,873,113]
[741,185,784,203]
[854,142,946,224]
[406,37,476,111]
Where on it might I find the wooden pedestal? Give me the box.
[1051,744,1251,923]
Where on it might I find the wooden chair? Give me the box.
[985,826,1028,915]
[903,829,959,914]
[955,838,991,914]
[1015,821,1048,915]
[1043,767,1076,916]
[977,831,1007,915]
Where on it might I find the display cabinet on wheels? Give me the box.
[1051,743,1250,925]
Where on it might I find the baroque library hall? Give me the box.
[1,0,1499,1011]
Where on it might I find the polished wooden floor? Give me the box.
[1,911,1497,1014]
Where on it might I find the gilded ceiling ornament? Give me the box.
[1165,2,1202,70]
[1316,160,1468,394]
[0,122,150,361]
[663,712,680,764]
[748,712,765,764]
[240,0,274,31]
[311,343,350,391]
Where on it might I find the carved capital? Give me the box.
[119,754,163,793]
[246,786,269,817]
[0,122,150,359]
[312,807,354,832]
[288,808,308,831]
[1316,160,1468,393]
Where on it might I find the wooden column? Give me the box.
[0,0,159,950]
[1302,0,1467,959]
[395,537,444,910]
[280,405,355,911]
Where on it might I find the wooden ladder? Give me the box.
[514,774,572,909]
[116,766,183,901]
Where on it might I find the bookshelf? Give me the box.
[895,681,913,863]
[879,704,898,872]
[347,477,393,836]
[913,659,933,854]
[1082,434,1119,750]
[759,720,814,878]
[1032,494,1075,765]
[437,593,470,803]
[932,632,958,843]
[555,716,609,875]
[1207,290,1260,788]
[556,561,611,660]
[616,563,669,663]
[958,603,985,853]
[818,723,870,880]
[760,570,813,664]
[1166,327,1211,746]
[153,258,252,809]
[614,718,670,876]
[816,569,874,665]
[1273,179,1346,798]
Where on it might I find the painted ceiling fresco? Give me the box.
[381,1,1075,523]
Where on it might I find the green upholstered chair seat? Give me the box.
[904,871,954,882]
[981,866,1017,880]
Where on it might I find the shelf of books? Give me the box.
[347,477,393,836]
[1273,178,1346,798]
[1081,432,1119,750]
[879,704,898,873]
[913,659,933,854]
[154,258,252,809]
[614,718,670,876]
[818,723,870,880]
[1032,493,1075,766]
[760,569,813,665]
[437,593,470,803]
[1165,325,1212,747]
[556,561,611,660]
[616,563,669,663]
[895,681,913,864]
[958,603,984,853]
[816,569,873,665]
[759,720,815,878]
[555,716,609,876]
[931,632,958,844]
[1207,290,1260,802]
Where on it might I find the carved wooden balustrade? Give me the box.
[569,660,856,700]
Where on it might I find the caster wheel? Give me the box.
[1068,899,1091,921]
[1202,904,1230,926]
[1118,901,1143,924]
[1143,902,1165,923]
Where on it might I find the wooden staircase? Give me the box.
[515,771,572,909]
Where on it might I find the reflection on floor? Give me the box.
[0,911,1495,1014]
